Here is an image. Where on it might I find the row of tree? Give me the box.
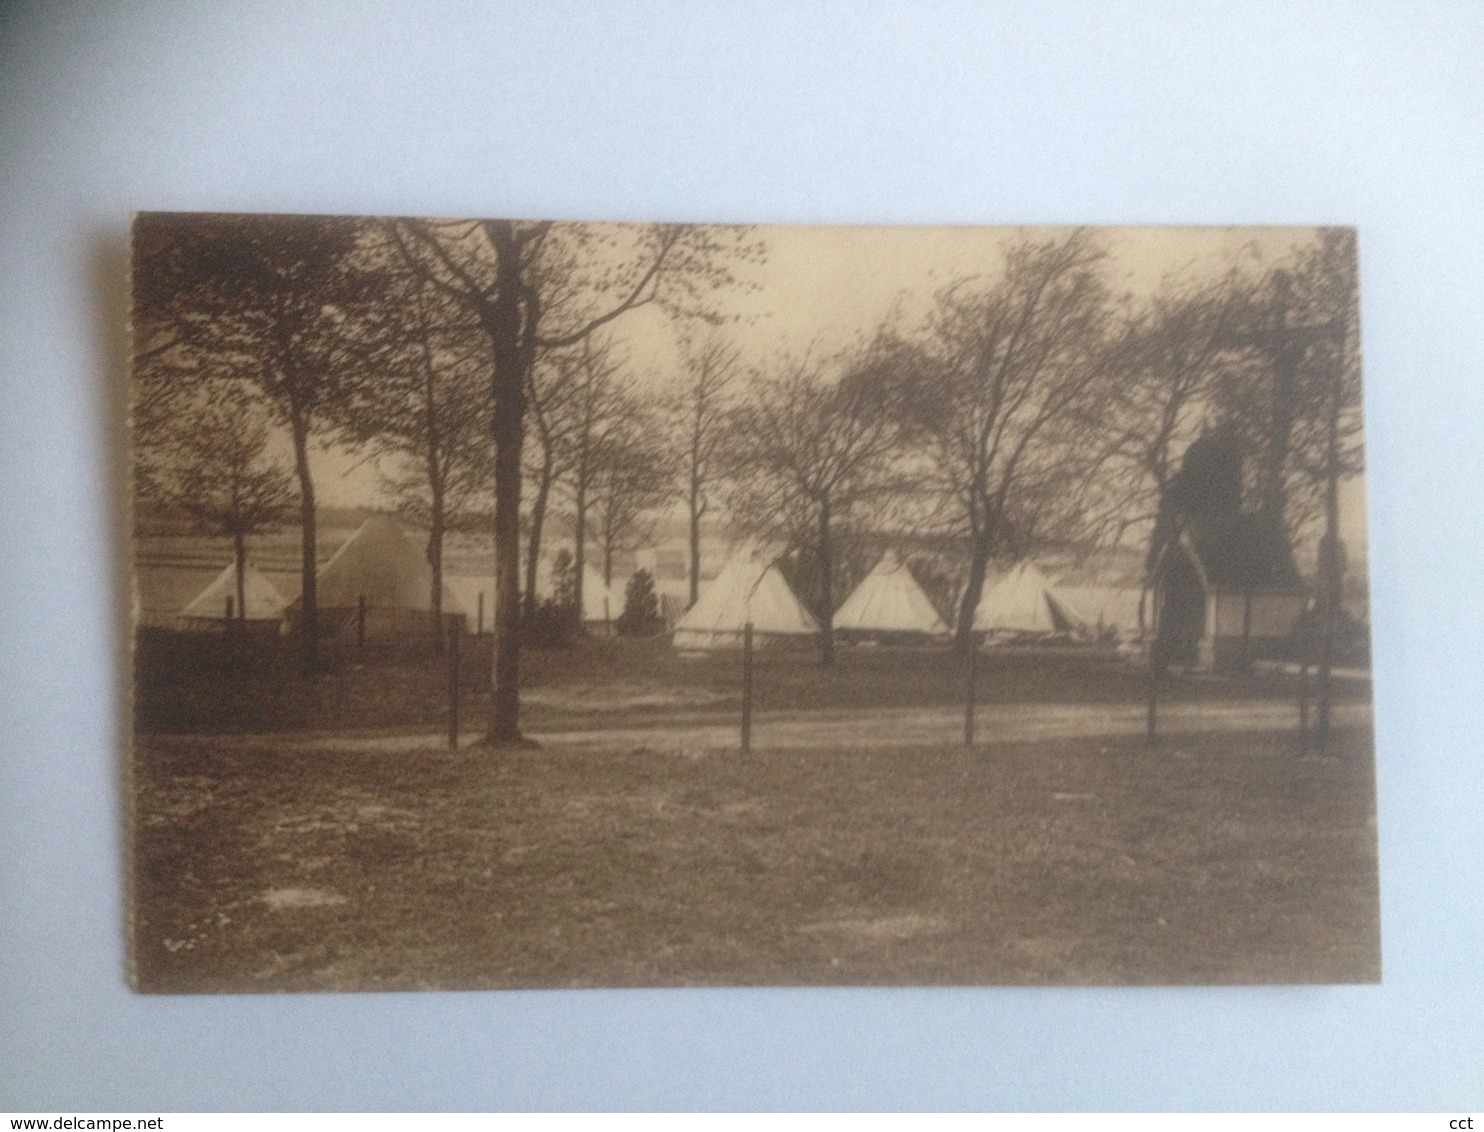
[135,214,761,744]
[134,217,1362,746]
[719,228,1362,667]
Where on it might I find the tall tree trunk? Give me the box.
[1316,380,1342,748]
[954,535,993,656]
[233,529,247,631]
[483,222,530,746]
[427,489,446,654]
[572,479,588,622]
[289,405,319,672]
[688,469,702,609]
[598,501,615,631]
[422,332,446,653]
[488,422,524,742]
[603,506,615,590]
[817,497,835,668]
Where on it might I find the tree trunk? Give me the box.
[688,471,702,609]
[422,332,446,654]
[289,405,319,672]
[817,497,835,668]
[483,222,530,746]
[601,504,616,631]
[427,494,446,654]
[572,479,588,622]
[603,510,615,589]
[488,422,525,743]
[233,530,247,629]
[523,452,554,619]
[1316,380,1342,748]
[954,536,993,655]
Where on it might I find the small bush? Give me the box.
[616,569,663,637]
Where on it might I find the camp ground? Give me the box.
[972,560,1089,641]
[130,216,1375,994]
[299,514,469,636]
[833,551,950,641]
[671,547,819,651]
[177,559,288,633]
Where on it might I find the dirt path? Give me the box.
[158,698,1372,754]
[535,699,1370,752]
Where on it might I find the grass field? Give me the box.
[137,632,1368,735]
[131,719,1379,992]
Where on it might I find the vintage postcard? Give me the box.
[130,215,1378,992]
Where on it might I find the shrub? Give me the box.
[616,569,662,637]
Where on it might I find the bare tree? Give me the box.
[1090,270,1256,550]
[590,397,673,594]
[132,213,381,670]
[131,223,200,506]
[911,230,1116,652]
[335,255,493,650]
[1210,268,1311,577]
[559,337,631,620]
[549,340,671,619]
[1283,229,1365,744]
[726,346,910,666]
[521,351,579,618]
[1201,235,1365,587]
[160,385,295,628]
[1280,230,1366,539]
[388,219,761,746]
[668,333,741,608]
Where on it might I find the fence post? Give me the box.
[741,621,754,753]
[447,616,461,750]
[357,594,367,650]
[477,592,485,637]
[963,639,977,748]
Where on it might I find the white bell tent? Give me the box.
[833,551,949,637]
[178,560,287,628]
[672,548,819,650]
[971,560,1087,636]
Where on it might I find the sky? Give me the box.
[292,220,1366,557]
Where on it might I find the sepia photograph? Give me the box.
[129,214,1378,993]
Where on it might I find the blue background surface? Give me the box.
[2,1,1481,1111]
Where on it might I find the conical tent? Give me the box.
[179,560,287,624]
[672,549,818,650]
[972,560,1087,635]
[314,515,466,614]
[834,552,949,635]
